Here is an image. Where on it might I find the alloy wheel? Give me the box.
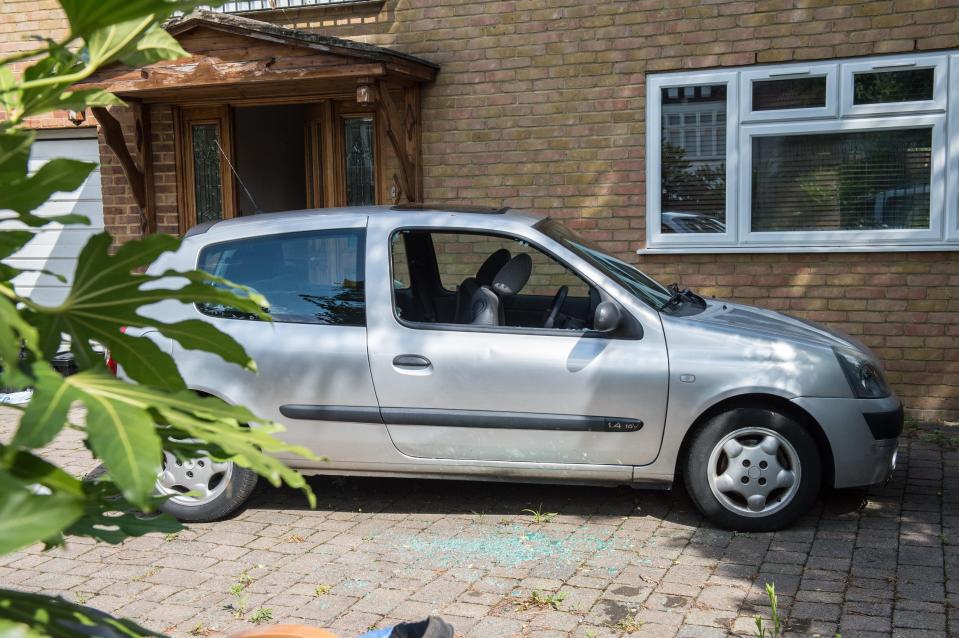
[706,427,801,518]
[156,451,233,506]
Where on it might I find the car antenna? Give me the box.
[213,138,261,214]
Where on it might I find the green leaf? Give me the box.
[0,589,161,638]
[118,25,188,68]
[64,482,182,545]
[14,364,78,450]
[0,130,33,181]
[0,446,85,498]
[82,383,162,509]
[60,0,208,39]
[0,445,181,547]
[62,372,316,506]
[21,88,124,120]
[30,233,266,387]
[0,471,84,555]
[0,67,21,120]
[0,297,39,390]
[0,231,35,261]
[0,618,44,638]
[0,158,95,217]
[84,16,162,68]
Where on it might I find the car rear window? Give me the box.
[197,228,365,326]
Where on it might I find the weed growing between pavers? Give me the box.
[390,524,611,569]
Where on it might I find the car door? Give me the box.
[170,220,393,466]
[365,215,670,467]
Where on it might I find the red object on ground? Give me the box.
[105,326,127,375]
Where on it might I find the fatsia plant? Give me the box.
[0,2,316,636]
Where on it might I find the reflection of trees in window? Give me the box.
[854,69,934,105]
[298,282,365,326]
[661,141,726,217]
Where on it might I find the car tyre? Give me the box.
[155,452,258,523]
[683,406,821,532]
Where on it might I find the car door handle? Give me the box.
[392,354,431,369]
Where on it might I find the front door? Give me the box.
[177,99,383,230]
[365,217,670,467]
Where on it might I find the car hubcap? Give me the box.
[706,427,801,518]
[156,451,232,506]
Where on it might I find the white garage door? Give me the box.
[3,129,105,305]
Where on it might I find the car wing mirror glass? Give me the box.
[593,301,621,333]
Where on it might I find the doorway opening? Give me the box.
[233,104,309,216]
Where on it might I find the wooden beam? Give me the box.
[133,103,156,234]
[91,107,149,232]
[82,61,387,98]
[375,79,416,203]
[404,86,423,202]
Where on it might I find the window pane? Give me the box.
[344,117,375,206]
[752,76,827,111]
[660,84,727,234]
[198,229,366,325]
[854,68,934,104]
[751,128,932,232]
[192,124,223,224]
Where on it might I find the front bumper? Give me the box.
[792,395,901,489]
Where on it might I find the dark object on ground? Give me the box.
[389,617,454,638]
[51,351,77,376]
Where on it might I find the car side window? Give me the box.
[391,229,597,332]
[431,233,590,298]
[197,228,365,326]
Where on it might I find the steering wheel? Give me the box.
[544,285,568,329]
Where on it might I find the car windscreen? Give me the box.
[535,218,674,310]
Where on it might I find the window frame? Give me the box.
[645,51,959,254]
[740,116,945,247]
[646,71,739,249]
[194,227,367,327]
[841,54,947,117]
[948,53,959,242]
[740,63,837,122]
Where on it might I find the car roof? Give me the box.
[183,204,544,239]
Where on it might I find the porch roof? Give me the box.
[77,10,438,102]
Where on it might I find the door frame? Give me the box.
[175,105,236,231]
[175,96,393,232]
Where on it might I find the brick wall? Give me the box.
[0,0,85,130]
[269,0,959,420]
[2,0,958,418]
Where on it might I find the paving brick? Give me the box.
[2,407,957,636]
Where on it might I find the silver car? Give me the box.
[139,204,901,531]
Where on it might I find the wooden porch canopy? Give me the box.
[77,11,439,231]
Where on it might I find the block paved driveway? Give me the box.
[1,407,955,638]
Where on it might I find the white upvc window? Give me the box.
[645,51,959,253]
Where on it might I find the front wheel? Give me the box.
[683,407,821,532]
[155,451,257,522]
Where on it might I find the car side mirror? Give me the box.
[593,301,621,333]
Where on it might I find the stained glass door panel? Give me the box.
[192,123,224,223]
[343,117,375,206]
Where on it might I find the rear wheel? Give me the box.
[155,451,257,522]
[683,407,821,531]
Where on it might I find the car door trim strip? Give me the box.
[279,404,384,423]
[381,408,641,431]
[279,405,643,432]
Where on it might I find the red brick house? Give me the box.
[2,0,957,420]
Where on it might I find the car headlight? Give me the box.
[833,347,891,399]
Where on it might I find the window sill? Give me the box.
[638,242,959,255]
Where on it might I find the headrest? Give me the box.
[476,248,511,286]
[492,253,532,297]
